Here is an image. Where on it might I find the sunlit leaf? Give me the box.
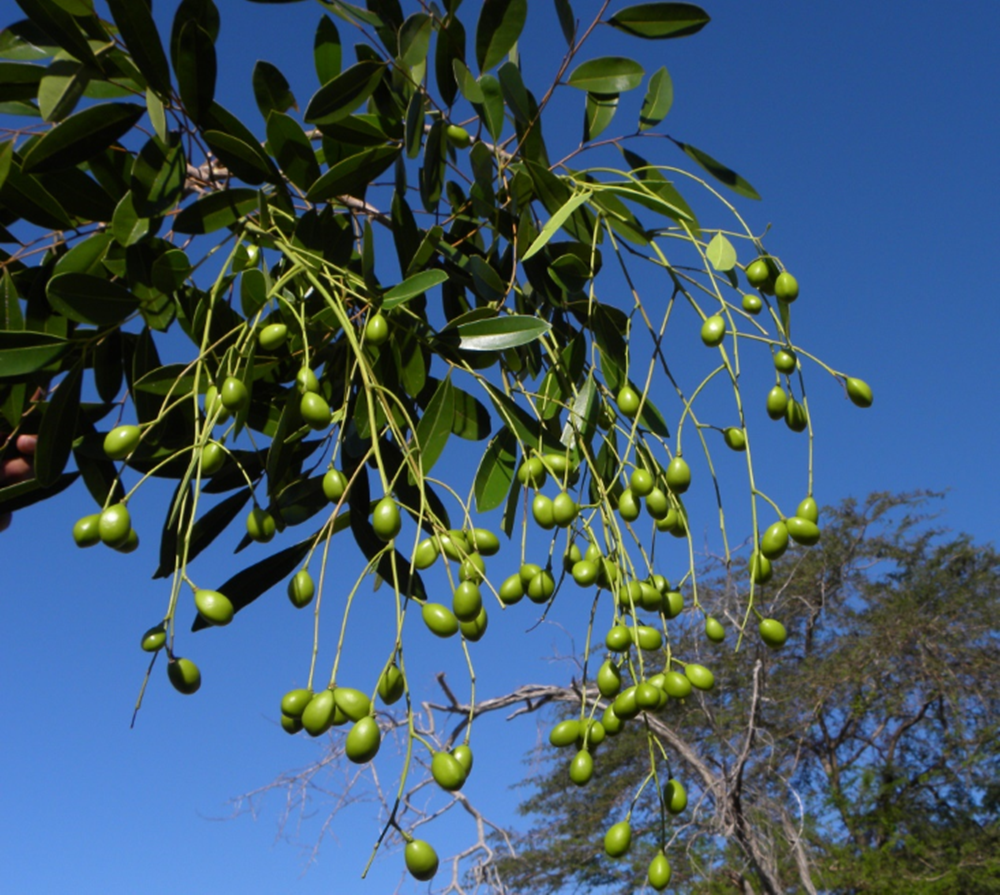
[476,0,527,72]
[638,65,672,130]
[382,268,448,309]
[706,231,737,271]
[456,314,551,351]
[566,57,644,93]
[21,102,144,174]
[607,3,710,39]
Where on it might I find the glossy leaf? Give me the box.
[476,72,504,140]
[303,60,385,123]
[33,363,81,487]
[399,13,432,68]
[0,331,69,377]
[203,130,278,185]
[37,57,90,122]
[266,111,320,191]
[451,386,491,441]
[555,0,576,45]
[474,425,516,512]
[174,20,215,123]
[0,19,60,61]
[130,132,185,216]
[253,60,296,119]
[110,191,150,247]
[414,376,454,474]
[383,269,448,309]
[306,144,400,201]
[46,272,139,325]
[639,65,672,130]
[0,471,78,514]
[607,2,710,39]
[0,155,72,228]
[523,190,593,260]
[105,0,171,95]
[154,488,251,579]
[706,231,737,271]
[314,15,341,83]
[452,58,483,103]
[476,0,526,72]
[21,102,144,174]
[457,315,550,351]
[676,139,761,200]
[498,60,531,124]
[566,57,644,93]
[13,0,98,67]
[584,92,617,141]
[173,188,258,234]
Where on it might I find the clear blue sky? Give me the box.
[2,2,999,894]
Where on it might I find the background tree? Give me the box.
[0,1,875,888]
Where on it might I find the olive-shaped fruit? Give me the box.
[195,589,234,626]
[616,386,640,418]
[645,487,669,519]
[550,719,582,747]
[629,468,654,497]
[569,749,593,786]
[618,579,644,611]
[280,688,314,719]
[648,852,672,891]
[665,457,691,494]
[258,323,288,351]
[541,453,569,476]
[563,543,583,572]
[639,581,663,611]
[531,494,555,529]
[458,553,486,583]
[422,602,459,637]
[301,689,336,736]
[519,562,542,585]
[98,503,131,548]
[204,385,229,421]
[287,569,315,608]
[742,292,763,314]
[405,839,439,882]
[411,537,439,571]
[167,657,201,694]
[773,348,797,374]
[452,744,473,775]
[602,704,624,735]
[846,377,873,408]
[604,821,632,858]
[664,590,684,619]
[705,616,726,643]
[372,496,401,541]
[785,397,808,432]
[322,468,347,502]
[201,441,225,475]
[334,687,371,722]
[664,778,688,813]
[759,618,788,648]
[445,124,472,147]
[220,376,248,412]
[246,507,276,543]
[662,670,692,699]
[572,560,599,587]
[597,660,622,698]
[766,385,788,420]
[760,520,789,559]
[516,456,547,489]
[498,573,524,605]
[365,311,389,346]
[635,681,661,709]
[112,528,140,553]
[452,580,483,622]
[651,574,669,594]
[552,492,578,527]
[750,551,773,584]
[468,528,500,556]
[581,719,606,747]
[140,624,166,652]
[617,488,640,522]
[439,530,470,561]
[300,391,332,429]
[73,514,101,547]
[378,664,405,704]
[723,427,746,451]
[786,515,821,546]
[606,625,632,652]
[526,570,555,604]
[345,716,380,763]
[104,424,140,460]
[296,367,320,394]
[685,663,715,691]
[745,258,770,287]
[431,750,467,791]
[796,496,819,524]
[636,626,662,651]
[281,714,303,734]
[774,271,799,302]
[700,314,726,347]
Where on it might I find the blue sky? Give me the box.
[2,2,999,893]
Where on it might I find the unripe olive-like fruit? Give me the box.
[541,453,569,476]
[301,688,336,736]
[616,385,640,418]
[498,573,524,605]
[759,618,788,648]
[322,468,347,502]
[445,124,472,147]
[334,687,371,723]
[531,493,555,529]
[365,311,389,346]
[766,385,788,420]
[431,751,467,791]
[452,580,483,622]
[785,397,808,432]
[73,513,101,547]
[550,719,582,747]
[606,625,632,652]
[662,670,692,699]
[526,570,555,604]
[204,384,229,422]
[201,440,225,475]
[645,487,669,519]
[140,624,166,652]
[220,376,248,412]
[459,552,485,582]
[516,456,547,488]
[287,569,315,608]
[98,503,131,548]
[796,496,819,524]
[572,560,599,587]
[345,716,380,763]
[112,528,139,552]
[372,496,401,541]
[774,271,799,302]
[742,292,762,314]
[685,663,715,691]
[104,424,140,460]
[700,314,726,347]
[635,625,662,651]
[786,515,821,546]
[774,348,797,374]
[617,488,640,522]
[439,530,470,561]
[760,520,789,559]
[664,590,684,619]
[296,367,320,394]
[552,492,578,527]
[745,258,770,287]
[750,551,773,584]
[452,744,474,776]
[846,377,873,408]
[597,660,621,698]
[664,778,688,814]
[378,664,405,704]
[468,528,500,556]
[405,839,439,881]
[723,427,746,451]
[519,562,542,585]
[629,468,654,497]
[648,852,672,891]
[195,589,234,626]
[168,657,201,694]
[604,821,632,858]
[280,688,314,718]
[705,616,726,643]
[258,322,288,351]
[412,537,441,571]
[569,749,593,786]
[300,391,332,429]
[635,681,661,709]
[246,507,276,543]
[460,607,488,641]
[639,581,663,611]
[665,457,691,494]
[602,703,624,735]
[281,714,302,734]
[422,602,459,637]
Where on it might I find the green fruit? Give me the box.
[452,580,483,622]
[774,348,797,374]
[301,688,336,735]
[774,271,799,302]
[345,716,380,763]
[742,292,763,314]
[651,574,668,593]
[745,258,770,288]
[445,124,471,147]
[220,376,248,412]
[786,515,821,546]
[846,377,873,408]
[195,589,234,625]
[604,820,632,858]
[334,687,371,722]
[296,367,320,394]
[104,424,140,460]
[280,688,314,718]
[723,427,747,451]
[73,514,101,547]
[258,322,288,351]
[140,624,166,652]
[498,574,524,605]
[378,664,405,704]
[112,528,139,553]
[785,397,808,432]
[618,579,644,611]
[597,660,622,698]
[766,385,788,420]
[422,602,459,637]
[552,492,578,527]
[531,493,555,529]
[322,468,347,502]
[563,543,583,572]
[468,528,500,556]
[204,385,228,421]
[639,581,663,611]
[665,778,688,813]
[796,496,819,523]
[460,607,488,641]
[750,551,773,584]
[662,670,692,699]
[372,496,401,541]
[572,560,599,587]
[439,530,470,561]
[664,590,684,619]
[516,456,547,488]
[636,625,662,650]
[665,457,691,494]
[452,744,473,775]
[705,616,726,643]
[700,314,726,347]
[616,386,640,418]
[685,663,715,691]
[760,520,790,559]
[431,751,466,790]
[519,563,542,585]
[617,488,640,522]
[602,704,624,735]
[364,311,389,346]
[550,719,582,747]
[405,840,439,882]
[98,504,131,548]
[569,749,593,785]
[526,570,555,604]
[287,569,315,608]
[645,487,669,519]
[246,507,276,543]
[280,714,302,734]
[167,657,201,694]
[635,681,660,709]
[648,852,672,890]
[410,538,439,572]
[606,625,631,652]
[629,468,654,497]
[201,441,225,475]
[581,719,605,747]
[759,618,788,648]
[459,553,486,582]
[541,453,569,476]
[300,391,332,429]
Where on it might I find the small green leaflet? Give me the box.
[706,232,737,271]
[456,315,551,351]
[382,269,448,308]
[523,190,593,260]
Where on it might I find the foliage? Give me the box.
[0,0,873,887]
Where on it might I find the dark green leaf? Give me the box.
[21,102,144,174]
[434,14,465,107]
[37,165,115,220]
[639,65,672,130]
[399,13,432,68]
[414,375,454,475]
[314,15,341,83]
[456,314,550,351]
[584,91,617,141]
[607,3,710,39]
[266,111,320,191]
[476,72,504,140]
[419,118,445,211]
[53,231,110,277]
[110,191,149,247]
[105,0,171,95]
[130,132,185,216]
[383,268,447,309]
[175,21,215,123]
[566,57,644,93]
[240,268,267,316]
[203,129,279,185]
[46,272,139,325]
[13,0,98,67]
[451,385,491,441]
[468,255,507,302]
[1,268,23,330]
[555,0,576,45]
[0,154,72,228]
[404,88,424,158]
[676,139,761,200]
[253,60,296,120]
[476,0,527,72]
[0,471,78,514]
[0,19,60,61]
[474,425,516,512]
[37,57,91,121]
[0,330,69,376]
[498,61,531,124]
[173,188,258,234]
[33,363,81,486]
[453,58,483,103]
[303,59,385,123]
[306,144,400,201]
